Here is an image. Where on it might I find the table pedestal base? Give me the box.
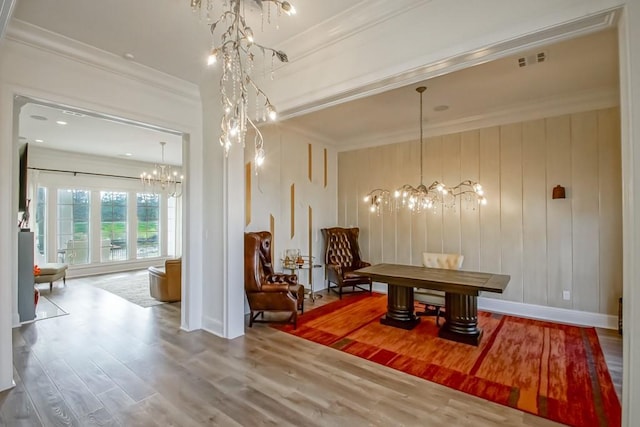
[438,293,482,346]
[379,285,420,330]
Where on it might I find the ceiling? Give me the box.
[283,28,619,149]
[12,0,349,85]
[18,100,183,165]
[10,2,619,162]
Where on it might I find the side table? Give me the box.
[284,262,323,302]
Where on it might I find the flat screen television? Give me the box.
[18,143,28,212]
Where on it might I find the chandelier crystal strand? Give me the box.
[140,141,184,198]
[363,86,487,214]
[196,0,296,170]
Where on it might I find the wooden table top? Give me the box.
[356,263,510,295]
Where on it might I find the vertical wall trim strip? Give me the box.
[245,162,251,227]
[308,143,313,182]
[270,213,275,264]
[324,148,328,188]
[308,205,313,288]
[290,183,295,238]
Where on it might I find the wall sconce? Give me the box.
[552,185,566,199]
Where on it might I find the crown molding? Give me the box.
[336,87,619,152]
[276,0,432,68]
[280,9,619,120]
[275,122,336,146]
[5,19,201,104]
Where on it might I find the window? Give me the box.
[57,189,90,265]
[100,191,128,261]
[34,187,47,265]
[136,193,159,258]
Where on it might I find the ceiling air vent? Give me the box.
[518,51,547,68]
[62,110,87,118]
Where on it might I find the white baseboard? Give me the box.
[11,312,20,328]
[201,316,224,337]
[0,380,16,393]
[370,282,617,329]
[477,297,618,330]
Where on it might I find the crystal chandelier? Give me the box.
[192,0,296,170]
[140,142,184,198]
[364,87,487,214]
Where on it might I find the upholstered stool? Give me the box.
[34,263,68,291]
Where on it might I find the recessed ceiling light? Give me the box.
[123,52,135,61]
[124,153,132,157]
[30,115,47,121]
[35,139,44,143]
[434,105,449,112]
[56,120,68,125]
[19,136,26,140]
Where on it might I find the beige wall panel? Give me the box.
[571,111,600,312]
[368,147,385,264]
[356,148,373,261]
[546,115,573,310]
[425,136,444,253]
[598,108,622,315]
[396,141,416,264]
[410,135,428,265]
[522,119,548,306]
[460,130,481,271]
[344,149,360,228]
[479,127,501,275]
[382,144,400,262]
[336,107,621,315]
[337,151,350,226]
[442,133,462,255]
[499,123,524,302]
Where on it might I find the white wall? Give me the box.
[0,22,203,391]
[244,125,338,290]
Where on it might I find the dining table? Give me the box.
[356,263,510,345]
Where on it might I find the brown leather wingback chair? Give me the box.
[321,227,372,299]
[149,258,181,302]
[245,231,304,328]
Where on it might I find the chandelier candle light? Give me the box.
[140,141,184,198]
[193,0,296,171]
[364,87,487,214]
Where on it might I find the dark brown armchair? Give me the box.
[244,231,304,328]
[321,227,372,299]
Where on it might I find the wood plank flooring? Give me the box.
[1,271,621,426]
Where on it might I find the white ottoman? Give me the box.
[35,263,68,291]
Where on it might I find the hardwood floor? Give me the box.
[1,272,621,426]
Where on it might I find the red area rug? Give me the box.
[275,293,621,427]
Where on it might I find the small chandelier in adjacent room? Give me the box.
[364,86,487,214]
[140,142,184,198]
[192,0,296,171]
